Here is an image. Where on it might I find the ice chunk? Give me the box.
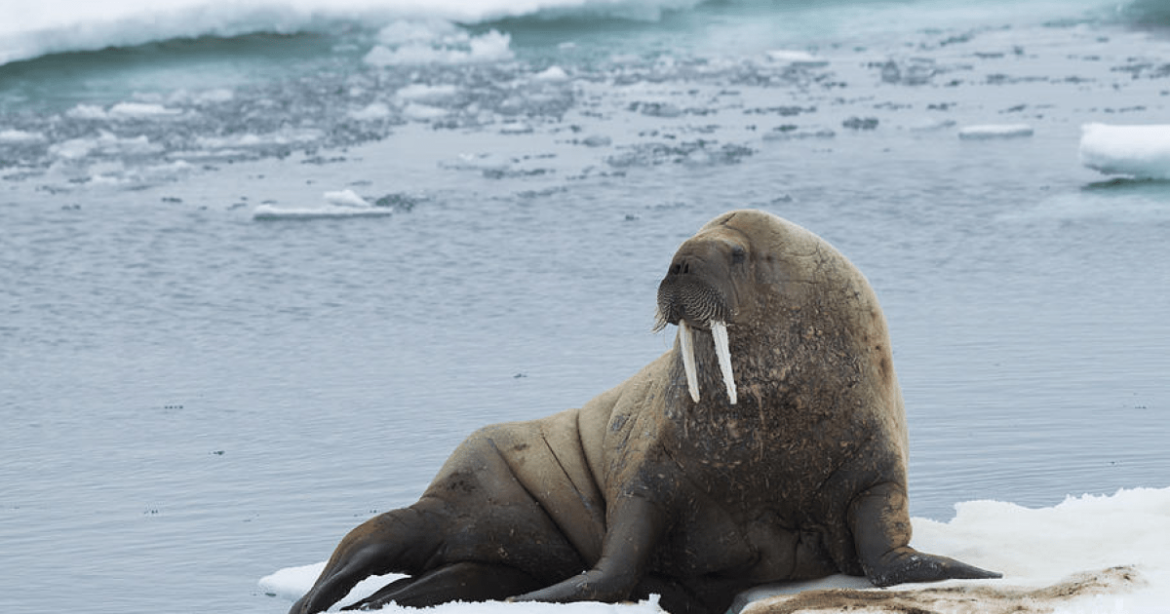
[402,103,448,121]
[254,189,393,221]
[349,102,392,121]
[1080,123,1170,180]
[364,30,513,66]
[322,189,369,208]
[533,66,569,82]
[765,50,829,67]
[108,102,182,118]
[395,84,459,103]
[0,129,45,143]
[958,124,1034,139]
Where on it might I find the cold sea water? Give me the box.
[2,0,1170,613]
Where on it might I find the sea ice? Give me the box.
[363,30,514,66]
[765,50,829,67]
[0,129,45,143]
[322,189,370,208]
[107,102,182,118]
[533,66,570,82]
[958,124,1034,139]
[263,487,1170,613]
[253,189,393,221]
[349,102,392,121]
[395,84,460,104]
[1080,123,1170,180]
[402,103,448,121]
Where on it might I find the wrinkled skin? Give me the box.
[290,210,1000,614]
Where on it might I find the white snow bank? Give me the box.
[253,189,394,221]
[263,486,1170,613]
[1080,123,1170,180]
[958,124,1034,139]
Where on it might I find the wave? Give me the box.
[0,0,701,67]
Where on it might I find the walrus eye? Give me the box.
[731,246,746,265]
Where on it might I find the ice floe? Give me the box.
[958,124,1035,139]
[253,189,394,221]
[1080,123,1170,181]
[262,487,1170,614]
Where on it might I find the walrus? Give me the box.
[290,209,1000,614]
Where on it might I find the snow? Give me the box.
[262,486,1170,613]
[1080,123,1170,180]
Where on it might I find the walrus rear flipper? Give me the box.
[850,483,1001,587]
[342,563,542,610]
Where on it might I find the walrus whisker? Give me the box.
[652,307,668,333]
[710,320,736,405]
[678,319,701,403]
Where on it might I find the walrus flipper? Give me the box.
[850,483,1002,588]
[289,505,447,614]
[513,494,669,603]
[341,563,542,610]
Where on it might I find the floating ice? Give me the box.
[194,128,321,150]
[402,103,448,121]
[107,102,182,118]
[1080,123,1170,181]
[349,102,392,121]
[533,66,570,82]
[765,50,829,67]
[322,189,370,208]
[958,124,1034,140]
[395,84,460,103]
[0,129,45,143]
[253,189,393,221]
[64,104,110,120]
[440,152,512,174]
[762,125,836,141]
[265,487,1170,613]
[363,29,513,66]
[48,132,161,159]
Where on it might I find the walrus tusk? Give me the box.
[678,319,701,403]
[710,320,737,405]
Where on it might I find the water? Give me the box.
[2,1,1170,613]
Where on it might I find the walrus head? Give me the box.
[653,221,750,406]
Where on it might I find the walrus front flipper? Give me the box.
[513,495,669,604]
[850,482,1002,588]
